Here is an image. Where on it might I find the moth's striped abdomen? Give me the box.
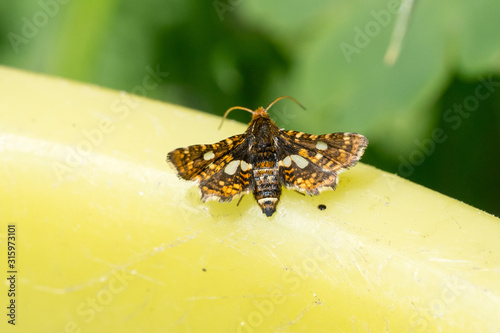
[251,139,282,217]
[253,162,281,217]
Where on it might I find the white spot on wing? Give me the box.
[281,156,292,167]
[241,161,250,171]
[291,155,309,169]
[203,151,215,160]
[316,141,328,150]
[224,160,240,175]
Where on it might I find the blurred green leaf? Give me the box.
[239,0,500,156]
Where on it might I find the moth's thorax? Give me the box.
[248,112,280,144]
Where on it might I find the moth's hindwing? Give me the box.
[277,131,368,195]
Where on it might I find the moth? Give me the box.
[167,96,368,217]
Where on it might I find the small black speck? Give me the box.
[318,204,327,211]
[202,268,207,272]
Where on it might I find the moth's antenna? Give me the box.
[218,96,306,130]
[265,96,306,113]
[218,106,254,130]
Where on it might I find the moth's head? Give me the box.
[253,106,268,117]
[218,96,306,130]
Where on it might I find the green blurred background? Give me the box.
[1,0,499,216]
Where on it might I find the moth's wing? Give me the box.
[167,134,254,202]
[277,131,368,195]
[167,134,244,180]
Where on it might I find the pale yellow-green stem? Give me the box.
[1,66,499,332]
